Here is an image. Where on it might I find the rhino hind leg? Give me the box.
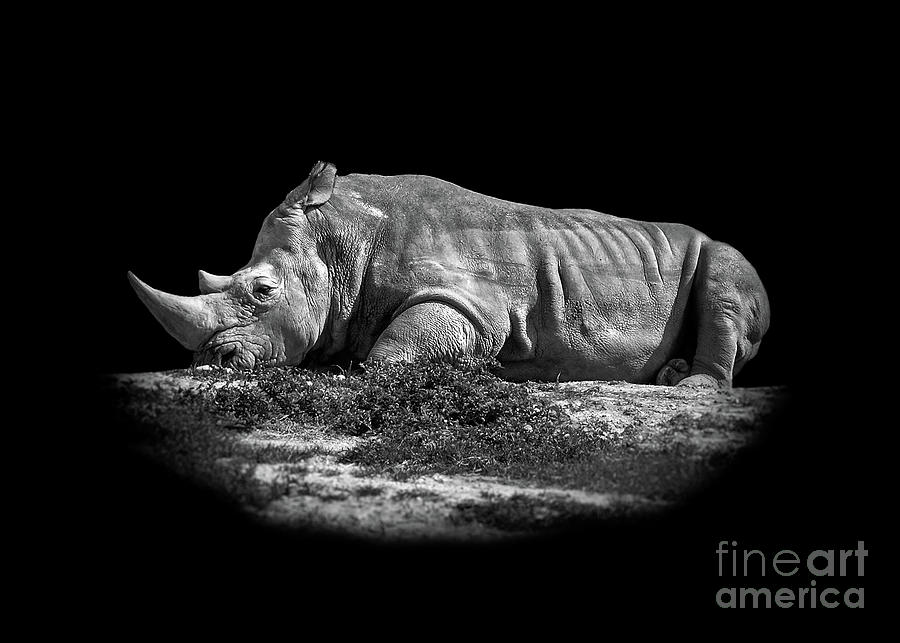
[366,302,489,363]
[679,241,770,389]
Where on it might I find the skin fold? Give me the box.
[130,161,770,388]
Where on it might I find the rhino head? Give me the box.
[129,161,338,370]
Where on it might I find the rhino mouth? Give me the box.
[193,340,257,370]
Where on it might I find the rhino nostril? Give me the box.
[220,345,237,366]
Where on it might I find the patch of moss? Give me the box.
[176,359,605,480]
[112,358,748,506]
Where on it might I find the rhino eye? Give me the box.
[253,284,275,298]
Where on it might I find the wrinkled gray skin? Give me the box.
[130,161,770,388]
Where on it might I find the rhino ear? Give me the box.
[302,161,337,208]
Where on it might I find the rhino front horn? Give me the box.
[128,271,220,350]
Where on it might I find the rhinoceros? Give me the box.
[129,161,769,387]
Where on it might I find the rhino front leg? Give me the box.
[367,302,490,363]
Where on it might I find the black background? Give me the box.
[55,24,882,622]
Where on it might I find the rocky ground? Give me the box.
[102,367,788,542]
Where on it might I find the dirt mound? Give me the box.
[103,366,788,541]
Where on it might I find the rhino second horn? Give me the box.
[128,271,220,350]
[198,270,233,294]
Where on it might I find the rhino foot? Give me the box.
[655,358,691,386]
[675,373,722,389]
